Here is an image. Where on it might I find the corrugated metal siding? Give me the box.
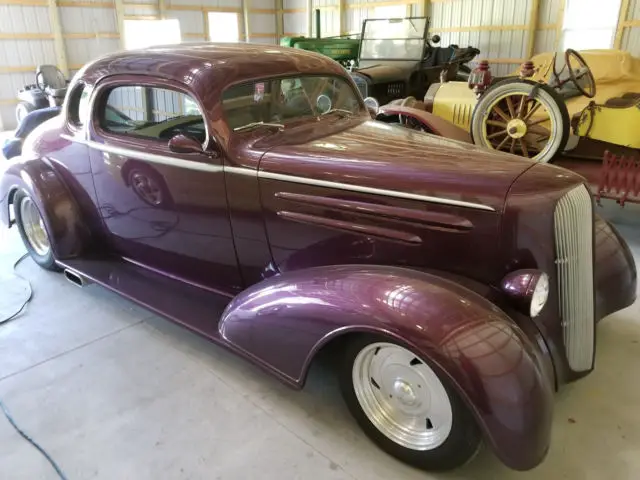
[429,0,532,76]
[535,0,561,53]
[284,0,306,36]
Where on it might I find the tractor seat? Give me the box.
[604,92,640,108]
[37,65,67,90]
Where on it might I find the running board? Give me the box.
[58,257,231,341]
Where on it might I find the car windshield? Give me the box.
[222,75,364,131]
[359,18,427,61]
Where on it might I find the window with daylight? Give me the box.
[561,0,622,51]
[123,19,182,50]
[372,5,408,19]
[208,12,240,42]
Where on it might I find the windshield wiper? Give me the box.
[233,121,285,133]
[321,109,353,118]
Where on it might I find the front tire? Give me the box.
[340,335,481,471]
[14,190,58,271]
[470,79,570,163]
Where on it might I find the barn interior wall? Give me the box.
[1,0,638,130]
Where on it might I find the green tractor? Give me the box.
[280,10,360,68]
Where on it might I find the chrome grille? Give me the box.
[554,185,595,372]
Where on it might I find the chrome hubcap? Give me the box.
[352,342,453,451]
[20,197,50,256]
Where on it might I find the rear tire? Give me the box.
[15,102,35,125]
[339,335,481,472]
[14,190,59,271]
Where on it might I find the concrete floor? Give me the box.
[0,203,639,480]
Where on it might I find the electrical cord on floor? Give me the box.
[0,251,69,480]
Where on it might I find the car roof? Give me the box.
[78,42,347,95]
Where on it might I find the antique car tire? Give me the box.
[340,335,481,471]
[13,190,59,271]
[470,79,570,163]
[15,102,35,124]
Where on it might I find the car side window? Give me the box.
[100,86,206,144]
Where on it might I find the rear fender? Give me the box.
[220,265,553,471]
[0,157,85,258]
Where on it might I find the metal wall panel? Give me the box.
[0,5,51,33]
[284,12,307,35]
[59,7,118,34]
[167,10,205,36]
[65,38,120,66]
[622,0,640,55]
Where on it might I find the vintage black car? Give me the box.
[350,17,479,107]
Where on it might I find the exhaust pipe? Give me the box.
[64,269,90,288]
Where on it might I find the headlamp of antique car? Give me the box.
[501,269,550,318]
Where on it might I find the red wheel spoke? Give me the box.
[517,95,527,118]
[527,115,550,127]
[509,139,516,154]
[496,135,510,151]
[528,124,550,136]
[491,105,511,122]
[487,120,508,128]
[520,139,530,157]
[487,129,508,139]
[523,101,541,122]
[505,96,516,118]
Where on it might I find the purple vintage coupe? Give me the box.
[0,43,637,472]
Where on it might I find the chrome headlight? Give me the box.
[501,270,549,318]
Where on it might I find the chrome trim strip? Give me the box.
[61,134,223,173]
[62,135,493,211]
[257,171,495,211]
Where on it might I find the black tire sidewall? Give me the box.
[339,334,481,472]
[470,78,570,163]
[14,190,58,271]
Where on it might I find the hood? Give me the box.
[352,64,412,83]
[259,120,537,212]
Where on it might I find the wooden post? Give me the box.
[114,0,126,49]
[423,0,430,17]
[614,0,631,49]
[307,0,313,37]
[242,0,251,42]
[526,0,540,58]
[203,10,210,41]
[47,0,69,76]
[553,0,565,52]
[275,0,284,41]
[159,0,166,20]
[339,0,345,36]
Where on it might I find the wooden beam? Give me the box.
[0,0,46,5]
[623,19,640,27]
[431,24,528,33]
[0,99,18,105]
[183,32,205,39]
[63,32,119,39]
[158,0,166,19]
[282,8,305,13]
[0,33,54,39]
[554,0,565,51]
[423,0,430,17]
[526,0,540,58]
[306,0,312,37]
[249,33,276,38]
[124,14,158,20]
[486,58,525,64]
[615,0,632,49]
[348,0,417,8]
[58,1,113,7]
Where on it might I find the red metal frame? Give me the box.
[596,151,640,206]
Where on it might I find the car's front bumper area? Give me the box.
[594,215,637,321]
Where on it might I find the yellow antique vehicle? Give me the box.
[376,49,640,205]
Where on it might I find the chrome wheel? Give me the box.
[19,197,50,256]
[352,342,453,451]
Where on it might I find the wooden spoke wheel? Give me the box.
[470,79,570,164]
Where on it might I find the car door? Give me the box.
[87,77,242,294]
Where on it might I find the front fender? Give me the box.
[221,265,553,470]
[377,105,472,143]
[0,157,85,258]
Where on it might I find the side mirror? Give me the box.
[168,134,204,154]
[363,97,379,118]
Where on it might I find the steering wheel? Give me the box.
[565,49,596,98]
[35,72,47,91]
